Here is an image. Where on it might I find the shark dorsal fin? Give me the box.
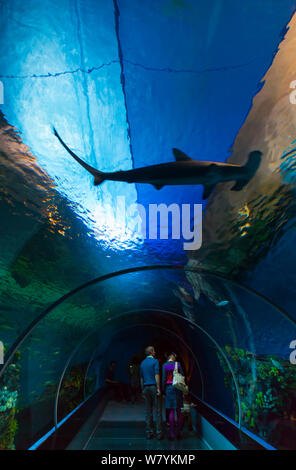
[172,148,192,162]
[152,183,164,190]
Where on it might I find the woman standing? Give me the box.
[162,352,184,440]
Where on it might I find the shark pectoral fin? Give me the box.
[231,179,248,191]
[172,148,192,162]
[202,184,215,199]
[152,183,164,190]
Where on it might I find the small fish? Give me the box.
[53,128,262,199]
[216,300,229,307]
[271,358,283,370]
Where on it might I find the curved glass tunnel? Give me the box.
[1,267,296,450]
[1,0,296,453]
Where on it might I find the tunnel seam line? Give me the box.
[74,0,96,169]
[81,320,205,449]
[1,265,294,385]
[55,315,205,430]
[0,56,265,80]
[82,318,205,402]
[113,0,135,169]
[53,310,239,430]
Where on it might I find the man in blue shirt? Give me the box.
[140,346,162,439]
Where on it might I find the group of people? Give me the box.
[140,346,194,441]
[105,346,194,441]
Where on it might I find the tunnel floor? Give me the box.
[83,400,209,451]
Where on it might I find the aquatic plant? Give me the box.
[217,345,296,443]
[58,364,91,418]
[33,363,94,423]
[0,351,20,450]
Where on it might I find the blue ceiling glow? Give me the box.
[0,0,295,258]
[0,0,140,251]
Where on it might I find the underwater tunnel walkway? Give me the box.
[1,265,296,450]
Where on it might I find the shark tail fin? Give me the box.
[53,127,104,185]
[231,150,262,191]
[94,172,105,186]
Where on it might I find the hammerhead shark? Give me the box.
[53,128,262,199]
